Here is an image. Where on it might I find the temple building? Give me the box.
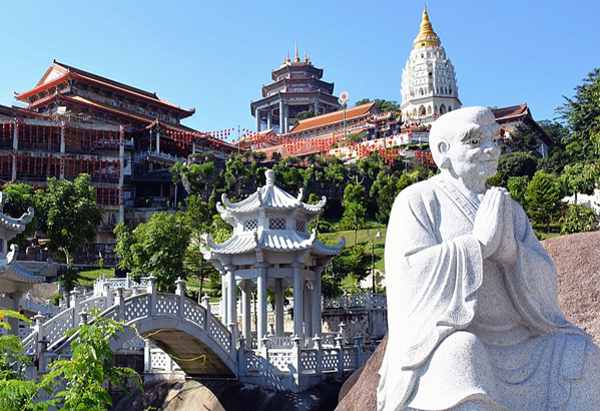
[250,49,341,133]
[400,9,461,123]
[0,60,236,264]
[201,169,343,349]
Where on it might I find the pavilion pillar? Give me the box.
[256,109,261,132]
[292,262,303,338]
[241,280,252,346]
[256,264,267,348]
[59,122,65,179]
[221,271,228,322]
[226,265,238,343]
[278,101,284,134]
[274,278,284,337]
[311,270,322,337]
[266,111,272,130]
[313,99,319,116]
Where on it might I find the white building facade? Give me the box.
[401,9,462,124]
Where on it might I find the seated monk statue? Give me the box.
[376,106,600,411]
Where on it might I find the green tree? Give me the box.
[370,171,398,223]
[506,176,529,206]
[296,110,316,120]
[115,212,191,291]
[340,183,367,242]
[559,68,600,162]
[560,204,599,234]
[560,162,598,204]
[43,315,140,411]
[496,151,539,185]
[525,171,562,231]
[34,175,101,267]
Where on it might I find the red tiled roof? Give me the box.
[492,104,529,123]
[289,102,375,133]
[16,60,195,117]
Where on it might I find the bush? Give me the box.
[560,204,599,234]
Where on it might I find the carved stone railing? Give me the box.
[324,292,387,310]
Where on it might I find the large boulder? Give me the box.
[114,378,344,411]
[336,231,600,410]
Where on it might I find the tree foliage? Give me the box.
[36,175,101,266]
[525,171,562,230]
[560,204,599,235]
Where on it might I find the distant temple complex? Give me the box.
[0,60,236,263]
[250,48,341,133]
[244,9,552,163]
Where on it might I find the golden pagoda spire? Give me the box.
[413,7,441,49]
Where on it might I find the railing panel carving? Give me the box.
[183,298,207,329]
[124,295,150,322]
[156,294,178,316]
[207,316,231,353]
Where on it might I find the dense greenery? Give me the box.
[0,310,138,410]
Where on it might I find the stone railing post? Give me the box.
[115,288,125,321]
[33,312,45,345]
[79,311,89,326]
[237,337,247,377]
[292,336,302,385]
[70,290,80,327]
[33,312,46,372]
[147,276,157,316]
[261,336,270,360]
[201,294,211,329]
[354,336,364,368]
[313,336,323,376]
[335,333,344,378]
[175,277,186,319]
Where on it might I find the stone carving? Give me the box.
[377,107,600,410]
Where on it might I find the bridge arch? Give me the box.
[48,291,238,377]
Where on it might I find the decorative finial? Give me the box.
[294,43,300,63]
[265,169,275,186]
[413,6,440,49]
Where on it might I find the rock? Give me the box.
[113,377,344,411]
[336,230,600,410]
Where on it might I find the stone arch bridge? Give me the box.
[22,277,378,392]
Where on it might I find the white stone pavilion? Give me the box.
[0,194,56,333]
[201,169,343,348]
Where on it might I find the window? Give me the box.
[269,218,286,230]
[243,219,258,231]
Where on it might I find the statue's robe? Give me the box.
[377,175,592,411]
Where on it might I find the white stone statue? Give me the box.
[377,107,600,411]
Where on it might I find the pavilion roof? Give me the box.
[0,200,34,234]
[217,169,326,215]
[289,102,375,134]
[202,229,343,256]
[0,262,46,284]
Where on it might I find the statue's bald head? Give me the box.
[429,106,500,170]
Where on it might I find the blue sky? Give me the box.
[1,1,598,134]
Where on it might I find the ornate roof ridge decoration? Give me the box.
[0,192,34,233]
[216,170,326,216]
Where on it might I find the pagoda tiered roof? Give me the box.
[217,170,326,216]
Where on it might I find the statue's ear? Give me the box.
[437,140,451,169]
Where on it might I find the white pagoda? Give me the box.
[400,8,462,123]
[0,194,56,333]
[201,169,343,348]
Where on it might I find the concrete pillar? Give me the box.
[241,280,252,345]
[226,266,237,342]
[278,101,284,133]
[311,271,322,337]
[292,262,303,338]
[257,264,267,348]
[256,109,261,132]
[221,272,228,322]
[313,99,319,115]
[118,126,125,224]
[283,104,289,133]
[275,278,284,337]
[304,281,312,338]
[11,121,18,181]
[155,127,160,154]
[266,111,272,130]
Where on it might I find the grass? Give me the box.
[77,268,115,286]
[320,226,387,248]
